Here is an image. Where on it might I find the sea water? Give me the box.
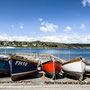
[0,48,90,60]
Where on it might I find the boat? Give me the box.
[62,56,85,81]
[42,59,62,79]
[9,55,39,81]
[0,54,10,75]
[84,61,90,74]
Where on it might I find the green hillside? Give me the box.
[0,41,90,49]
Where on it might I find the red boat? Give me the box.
[42,60,62,79]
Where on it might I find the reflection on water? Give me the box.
[0,48,90,60]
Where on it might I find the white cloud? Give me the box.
[0,33,35,41]
[39,35,90,44]
[40,22,59,32]
[80,24,85,30]
[39,18,43,22]
[20,24,24,30]
[39,19,59,33]
[88,0,90,4]
[82,0,90,7]
[64,26,72,32]
[1,33,90,43]
[41,22,45,25]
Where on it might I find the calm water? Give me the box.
[0,48,90,60]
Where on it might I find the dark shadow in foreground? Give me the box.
[44,72,86,81]
[0,74,10,78]
[44,73,64,80]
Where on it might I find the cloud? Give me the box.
[1,33,90,43]
[39,19,59,33]
[20,24,24,30]
[80,24,85,30]
[39,18,43,22]
[82,0,90,7]
[64,26,72,32]
[40,22,59,32]
[41,22,45,25]
[0,33,35,41]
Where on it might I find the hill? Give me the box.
[0,41,90,49]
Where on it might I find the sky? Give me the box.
[0,0,90,43]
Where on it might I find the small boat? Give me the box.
[0,54,10,75]
[84,61,90,74]
[42,59,62,79]
[9,55,39,81]
[62,56,85,81]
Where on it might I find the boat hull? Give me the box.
[84,61,90,74]
[85,65,90,73]
[62,59,85,81]
[9,57,38,81]
[0,59,10,75]
[42,61,62,76]
[0,70,10,75]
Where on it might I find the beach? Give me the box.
[0,72,90,90]
[0,53,90,90]
[0,85,90,90]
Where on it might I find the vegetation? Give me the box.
[0,41,90,49]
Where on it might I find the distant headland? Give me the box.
[0,41,90,49]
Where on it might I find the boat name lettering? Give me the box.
[15,61,28,66]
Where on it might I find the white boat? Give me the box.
[62,56,85,81]
[84,61,90,74]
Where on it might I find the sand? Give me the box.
[0,85,90,90]
[0,53,90,90]
[0,71,90,90]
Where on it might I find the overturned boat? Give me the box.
[9,55,39,81]
[42,59,62,79]
[0,54,10,75]
[62,56,85,81]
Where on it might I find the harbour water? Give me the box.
[0,48,90,60]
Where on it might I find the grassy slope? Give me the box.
[0,41,90,49]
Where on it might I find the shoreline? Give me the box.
[0,47,90,49]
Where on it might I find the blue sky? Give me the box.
[0,0,90,43]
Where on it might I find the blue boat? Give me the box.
[0,54,10,75]
[9,55,39,81]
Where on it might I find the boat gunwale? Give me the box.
[62,59,81,65]
[9,56,38,64]
[0,55,9,62]
[42,60,62,65]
